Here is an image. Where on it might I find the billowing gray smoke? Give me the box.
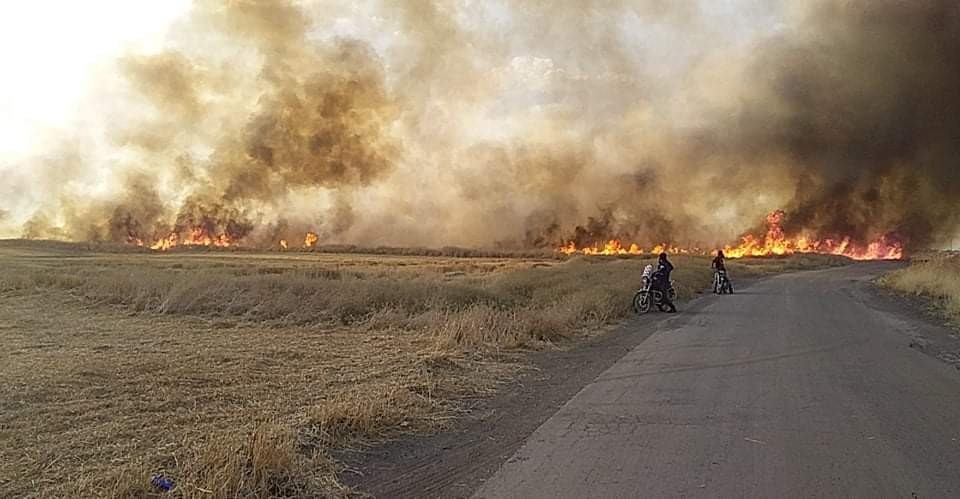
[3,0,959,253]
[14,0,397,246]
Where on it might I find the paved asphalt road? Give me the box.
[473,263,960,498]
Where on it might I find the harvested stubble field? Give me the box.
[0,240,848,498]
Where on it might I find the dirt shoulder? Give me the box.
[867,279,960,368]
[339,283,725,498]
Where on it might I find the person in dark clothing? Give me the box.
[712,250,726,272]
[652,252,677,313]
[712,250,732,293]
[656,252,674,279]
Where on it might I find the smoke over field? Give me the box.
[2,0,958,256]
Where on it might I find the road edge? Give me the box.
[339,281,737,498]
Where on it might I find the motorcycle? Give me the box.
[713,269,734,294]
[633,273,677,314]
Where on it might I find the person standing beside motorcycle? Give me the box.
[653,252,677,313]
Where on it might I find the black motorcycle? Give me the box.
[633,274,677,314]
[713,269,734,294]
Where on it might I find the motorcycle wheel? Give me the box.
[633,291,651,314]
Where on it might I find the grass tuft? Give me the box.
[882,252,960,323]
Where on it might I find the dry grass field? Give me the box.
[882,251,960,324]
[0,240,849,498]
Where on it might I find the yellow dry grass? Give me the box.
[882,251,960,323]
[0,240,846,498]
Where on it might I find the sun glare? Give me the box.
[0,0,190,160]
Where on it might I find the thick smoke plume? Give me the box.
[718,0,960,251]
[3,0,959,253]
[10,0,398,247]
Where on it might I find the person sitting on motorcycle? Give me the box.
[712,250,726,272]
[652,252,677,313]
[712,250,730,293]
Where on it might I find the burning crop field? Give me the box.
[2,0,959,258]
[0,0,958,497]
[559,210,904,260]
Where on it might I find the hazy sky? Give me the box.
[0,1,192,160]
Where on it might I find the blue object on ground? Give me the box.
[151,474,175,491]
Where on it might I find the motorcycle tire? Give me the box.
[633,291,651,314]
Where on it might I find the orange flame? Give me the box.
[133,229,324,251]
[721,210,903,260]
[133,227,236,251]
[558,240,697,256]
[559,240,645,255]
[557,210,903,260]
[150,233,179,251]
